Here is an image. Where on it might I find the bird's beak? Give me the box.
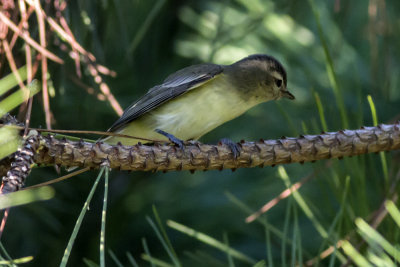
[281,89,295,100]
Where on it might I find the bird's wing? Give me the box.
[108,63,223,132]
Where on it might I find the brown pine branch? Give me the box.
[0,132,40,193]
[1,122,399,193]
[32,123,400,171]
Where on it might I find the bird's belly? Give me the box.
[149,82,250,140]
[108,79,259,145]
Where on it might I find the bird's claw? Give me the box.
[219,138,240,159]
[155,129,184,149]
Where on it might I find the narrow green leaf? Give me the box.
[0,66,27,96]
[307,0,348,128]
[142,238,155,267]
[313,91,328,132]
[225,191,306,256]
[0,242,14,266]
[127,0,167,57]
[0,256,33,264]
[281,195,292,267]
[109,249,124,267]
[253,260,266,267]
[126,252,139,267]
[167,220,256,264]
[368,252,396,266]
[83,258,99,267]
[276,102,298,135]
[152,205,180,265]
[341,240,373,267]
[355,218,400,262]
[367,95,388,184]
[264,217,274,267]
[223,232,235,267]
[0,80,40,117]
[60,168,104,267]
[100,168,109,267]
[0,125,21,160]
[278,166,328,238]
[292,203,302,267]
[318,176,351,267]
[367,95,378,126]
[146,216,181,266]
[385,200,400,228]
[0,186,54,209]
[183,250,225,267]
[141,254,175,267]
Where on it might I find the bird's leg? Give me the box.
[155,129,184,149]
[219,138,241,159]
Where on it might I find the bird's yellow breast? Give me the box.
[105,75,263,145]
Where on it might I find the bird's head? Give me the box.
[227,54,295,101]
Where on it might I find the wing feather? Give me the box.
[108,63,223,132]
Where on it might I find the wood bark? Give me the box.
[32,123,400,172]
[2,122,399,193]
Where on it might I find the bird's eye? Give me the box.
[275,79,283,88]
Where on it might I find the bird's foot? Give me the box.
[187,139,201,145]
[155,129,184,149]
[219,138,241,159]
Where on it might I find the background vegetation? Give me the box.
[1,0,400,266]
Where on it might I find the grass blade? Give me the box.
[281,196,292,267]
[225,191,308,256]
[109,249,124,267]
[307,0,348,128]
[127,0,167,57]
[0,66,27,96]
[277,166,328,238]
[141,254,174,267]
[60,168,104,267]
[0,80,40,117]
[223,232,235,267]
[126,252,139,267]
[100,168,109,267]
[146,216,181,266]
[0,186,54,209]
[355,218,400,262]
[0,125,21,160]
[341,240,373,267]
[367,95,388,185]
[167,220,256,265]
[264,217,273,267]
[142,238,155,267]
[313,91,328,132]
[151,205,179,264]
[385,200,400,228]
[253,260,266,267]
[0,256,33,265]
[0,241,17,267]
[83,257,99,267]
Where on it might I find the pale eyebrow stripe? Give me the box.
[271,71,283,80]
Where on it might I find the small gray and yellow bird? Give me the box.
[104,54,295,146]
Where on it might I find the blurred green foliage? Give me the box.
[2,0,400,266]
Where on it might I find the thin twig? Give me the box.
[0,123,165,142]
[44,16,122,115]
[23,167,90,190]
[305,170,400,266]
[9,4,35,49]
[2,39,29,98]
[0,11,63,63]
[245,170,317,223]
[33,0,51,129]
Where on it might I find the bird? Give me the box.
[103,54,295,147]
